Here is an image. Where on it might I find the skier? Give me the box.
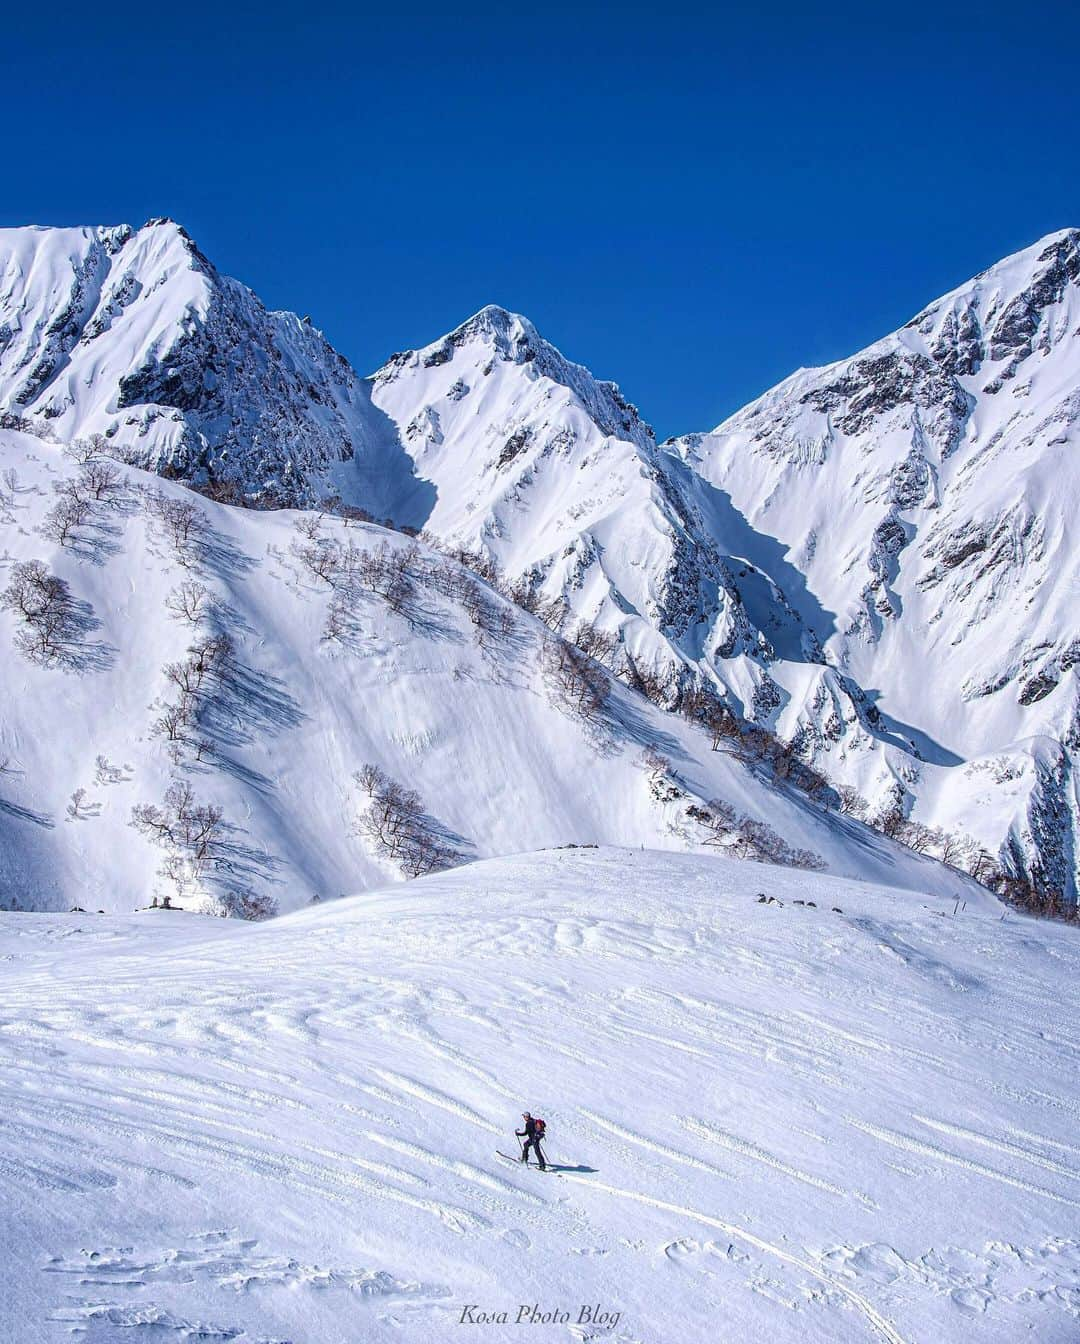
[516,1112,547,1169]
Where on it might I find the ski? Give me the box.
[496,1150,560,1174]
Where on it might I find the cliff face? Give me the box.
[672,230,1080,901]
[0,220,379,503]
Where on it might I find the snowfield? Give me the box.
[2,848,1078,1344]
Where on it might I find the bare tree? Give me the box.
[191,477,247,507]
[507,575,543,614]
[571,619,618,666]
[898,819,936,853]
[63,434,109,466]
[706,705,740,751]
[536,594,570,633]
[165,581,210,626]
[935,830,966,867]
[294,539,345,586]
[963,842,1001,886]
[66,788,98,820]
[131,800,174,844]
[700,805,824,870]
[1,559,92,666]
[421,554,466,601]
[163,659,206,697]
[322,596,352,643]
[710,798,740,829]
[640,745,673,775]
[622,651,672,706]
[353,764,463,877]
[870,799,907,839]
[293,512,324,541]
[343,504,374,527]
[463,582,515,653]
[788,847,828,871]
[79,459,124,503]
[739,725,773,764]
[449,545,503,589]
[354,763,389,797]
[151,632,233,761]
[543,638,611,723]
[728,816,826,869]
[794,761,832,804]
[146,492,206,566]
[151,696,196,744]
[94,755,127,785]
[353,543,415,613]
[188,631,233,679]
[836,784,868,818]
[41,482,94,546]
[130,778,256,912]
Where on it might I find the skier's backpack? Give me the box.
[534,1117,546,1138]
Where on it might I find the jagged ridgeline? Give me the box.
[0,221,1076,913]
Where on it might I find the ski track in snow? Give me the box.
[557,1175,908,1344]
[1,850,1079,1343]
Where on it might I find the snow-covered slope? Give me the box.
[2,220,1075,908]
[2,848,1077,1344]
[365,306,841,732]
[671,229,1080,902]
[1,428,977,916]
[0,220,411,505]
[367,305,704,634]
[362,238,1079,905]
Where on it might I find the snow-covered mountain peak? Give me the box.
[375,302,655,452]
[899,226,1080,386]
[0,220,381,504]
[924,225,1080,318]
[447,301,539,350]
[668,228,1080,906]
[1,218,1075,913]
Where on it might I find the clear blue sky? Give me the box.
[4,1,1077,438]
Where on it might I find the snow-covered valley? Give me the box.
[2,848,1078,1344]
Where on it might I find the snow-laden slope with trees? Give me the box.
[362,237,1080,911]
[366,303,829,709]
[2,848,1077,1344]
[0,219,1076,913]
[671,229,1080,909]
[1,427,979,916]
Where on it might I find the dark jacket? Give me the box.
[516,1118,541,1141]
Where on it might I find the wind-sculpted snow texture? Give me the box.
[1,849,1077,1343]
